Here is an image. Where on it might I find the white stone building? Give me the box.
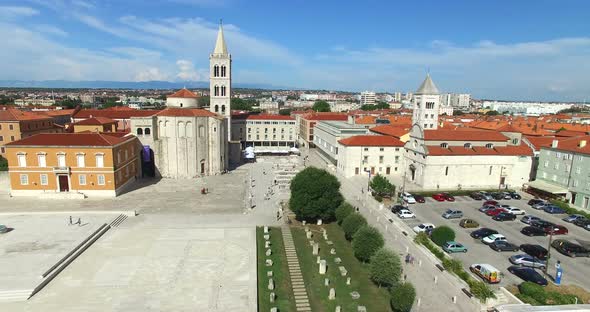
[166,89,199,108]
[242,114,297,153]
[336,135,405,178]
[360,91,376,105]
[209,24,232,140]
[403,75,533,191]
[313,120,369,164]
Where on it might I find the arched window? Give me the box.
[221,105,226,113]
[136,128,143,135]
[221,65,226,77]
[214,65,219,77]
[440,143,448,148]
[221,86,226,96]
[214,85,219,96]
[215,105,219,112]
[485,143,494,149]
[180,103,183,108]
[464,143,472,148]
[144,128,151,136]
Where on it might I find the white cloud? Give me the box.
[0,6,39,18]
[34,24,68,37]
[135,68,169,81]
[71,0,95,9]
[175,59,205,81]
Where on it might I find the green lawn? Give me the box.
[291,223,391,312]
[256,227,296,312]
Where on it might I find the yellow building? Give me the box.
[73,116,118,133]
[0,108,63,157]
[5,132,141,197]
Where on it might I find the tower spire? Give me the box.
[213,21,228,55]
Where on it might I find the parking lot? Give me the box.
[394,193,590,289]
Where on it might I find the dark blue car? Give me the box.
[543,205,565,214]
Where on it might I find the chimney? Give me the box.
[579,140,587,148]
[347,115,355,125]
[551,140,559,148]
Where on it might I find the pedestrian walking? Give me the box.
[77,217,81,226]
[69,216,73,226]
[405,253,411,264]
[410,255,415,265]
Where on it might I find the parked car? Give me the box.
[563,214,587,223]
[521,215,542,225]
[551,239,590,257]
[397,209,416,219]
[0,224,8,234]
[481,192,494,200]
[413,223,435,233]
[528,199,545,206]
[391,205,406,214]
[470,192,484,200]
[432,193,446,201]
[503,207,525,215]
[490,240,520,252]
[401,192,416,204]
[507,266,548,286]
[470,228,498,239]
[500,192,513,200]
[441,193,455,201]
[482,234,507,245]
[413,194,426,203]
[520,244,548,260]
[531,220,555,229]
[491,192,505,200]
[484,200,499,206]
[470,264,501,284]
[493,212,517,221]
[543,205,566,214]
[479,204,497,213]
[544,225,568,235]
[508,191,522,199]
[459,218,479,228]
[521,226,547,237]
[532,202,550,210]
[442,209,463,219]
[574,219,590,229]
[509,254,547,269]
[443,241,468,253]
[486,208,507,217]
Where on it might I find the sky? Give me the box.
[0,0,589,101]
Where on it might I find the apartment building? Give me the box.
[360,91,376,105]
[313,120,368,164]
[336,135,405,178]
[5,132,141,197]
[297,112,348,148]
[0,109,63,157]
[243,114,296,152]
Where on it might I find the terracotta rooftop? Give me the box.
[427,144,533,156]
[548,135,590,155]
[5,132,135,147]
[73,109,159,119]
[0,109,52,122]
[246,114,294,120]
[423,129,508,141]
[168,88,199,98]
[303,112,349,121]
[74,117,116,125]
[154,107,217,117]
[338,135,404,147]
[369,125,410,138]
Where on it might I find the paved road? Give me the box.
[305,149,483,312]
[401,194,590,290]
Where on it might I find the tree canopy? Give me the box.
[370,174,395,197]
[352,225,385,262]
[231,98,257,111]
[289,167,343,221]
[485,110,500,116]
[360,101,390,111]
[198,96,210,107]
[390,283,416,312]
[312,100,330,112]
[370,248,402,287]
[335,202,354,225]
[430,226,456,246]
[342,213,367,240]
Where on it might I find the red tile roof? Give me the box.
[73,109,159,119]
[74,117,116,125]
[427,144,533,156]
[303,112,348,121]
[423,129,508,141]
[524,136,560,151]
[0,109,52,122]
[5,132,136,147]
[154,107,217,117]
[246,114,294,120]
[369,125,410,138]
[549,135,590,155]
[338,135,404,147]
[168,88,199,98]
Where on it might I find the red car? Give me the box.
[484,200,498,206]
[442,193,455,201]
[544,225,568,235]
[486,208,507,216]
[432,193,446,201]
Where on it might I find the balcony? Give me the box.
[53,166,70,174]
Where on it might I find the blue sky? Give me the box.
[0,0,589,101]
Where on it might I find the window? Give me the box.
[573,180,579,187]
[542,172,547,178]
[97,174,105,185]
[221,65,226,77]
[76,154,85,168]
[552,174,557,181]
[144,128,150,135]
[20,174,28,185]
[379,148,384,152]
[0,136,3,141]
[554,163,559,170]
[565,164,570,172]
[364,147,369,152]
[464,143,472,148]
[124,150,129,161]
[379,156,384,164]
[10,136,14,141]
[125,166,129,177]
[440,143,448,148]
[117,151,121,163]
[17,153,26,167]
[136,128,143,135]
[37,154,46,167]
[445,166,449,176]
[576,167,581,174]
[9,124,13,130]
[556,152,561,158]
[363,156,368,163]
[489,166,493,175]
[57,153,66,167]
[96,154,104,168]
[79,174,86,185]
[40,174,48,185]
[485,143,494,148]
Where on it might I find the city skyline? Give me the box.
[0,0,589,101]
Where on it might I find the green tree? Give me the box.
[369,248,402,287]
[390,283,416,312]
[312,100,330,112]
[485,110,500,116]
[375,101,390,109]
[341,213,367,240]
[231,98,254,111]
[279,108,293,116]
[57,98,82,109]
[453,110,465,116]
[430,226,456,246]
[198,96,210,107]
[352,225,384,262]
[289,167,343,221]
[0,155,8,171]
[335,202,354,225]
[370,174,395,197]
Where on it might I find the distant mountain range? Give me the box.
[0,80,296,90]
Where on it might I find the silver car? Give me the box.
[509,254,547,269]
[442,209,463,219]
[521,215,541,225]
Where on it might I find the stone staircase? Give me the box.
[281,225,312,312]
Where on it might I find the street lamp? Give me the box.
[544,227,554,276]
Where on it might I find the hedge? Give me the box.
[341,213,368,240]
[550,200,590,220]
[430,226,456,247]
[518,281,582,305]
[412,189,515,197]
[335,202,354,225]
[352,225,385,262]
